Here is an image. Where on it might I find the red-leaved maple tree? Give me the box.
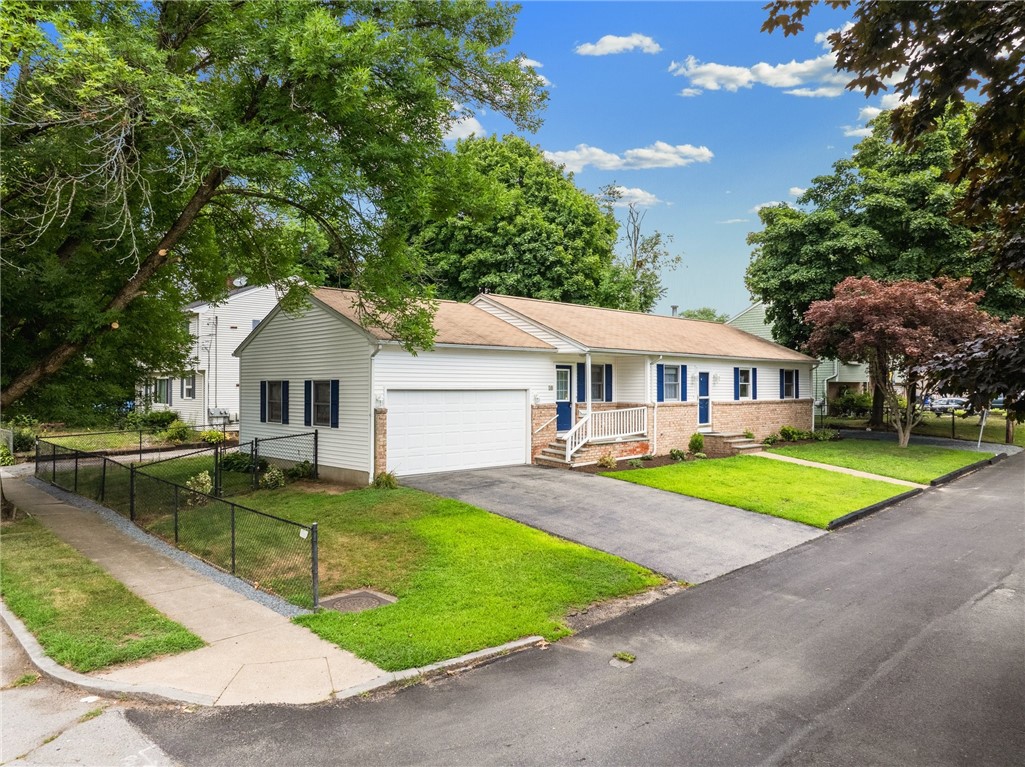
[805,276,997,447]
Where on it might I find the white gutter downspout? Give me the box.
[811,360,822,431]
[651,355,662,455]
[368,342,383,480]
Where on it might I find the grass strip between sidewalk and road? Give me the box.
[603,455,904,529]
[767,440,994,485]
[0,516,204,673]
[235,486,664,672]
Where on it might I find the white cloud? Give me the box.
[785,85,846,98]
[880,92,906,109]
[679,87,703,98]
[443,104,484,141]
[575,33,661,56]
[545,141,713,173]
[842,125,873,138]
[610,186,663,207]
[858,105,883,121]
[517,56,551,86]
[750,201,784,213]
[789,187,807,197]
[669,51,849,97]
[717,218,749,225]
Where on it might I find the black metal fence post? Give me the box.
[951,410,956,439]
[129,465,136,521]
[313,430,319,479]
[311,522,319,609]
[34,440,39,478]
[139,430,143,462]
[230,504,237,575]
[251,438,259,489]
[213,443,221,497]
[100,458,108,502]
[173,484,179,547]
[51,442,56,483]
[74,451,79,493]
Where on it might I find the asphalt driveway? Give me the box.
[403,465,824,583]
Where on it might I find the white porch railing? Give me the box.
[564,407,647,461]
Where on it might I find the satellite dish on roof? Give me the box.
[232,276,248,287]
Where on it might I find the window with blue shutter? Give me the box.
[780,369,786,399]
[680,365,688,401]
[260,381,267,422]
[752,368,758,400]
[304,380,312,426]
[733,367,740,400]
[795,371,800,399]
[604,364,613,402]
[656,364,665,402]
[576,363,585,402]
[281,381,290,424]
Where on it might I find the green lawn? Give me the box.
[235,486,664,671]
[822,412,1022,448]
[0,516,204,672]
[768,440,993,484]
[603,456,904,528]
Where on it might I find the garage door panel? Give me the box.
[388,390,527,476]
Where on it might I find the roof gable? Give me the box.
[482,294,814,363]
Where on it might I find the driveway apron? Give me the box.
[403,465,824,583]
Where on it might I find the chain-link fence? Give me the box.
[35,437,319,608]
[41,424,234,462]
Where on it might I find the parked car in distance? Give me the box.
[928,396,968,414]
[989,396,1006,410]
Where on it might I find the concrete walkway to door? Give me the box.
[404,466,824,584]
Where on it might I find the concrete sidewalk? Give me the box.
[752,451,927,488]
[1,478,382,706]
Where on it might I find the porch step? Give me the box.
[535,453,571,467]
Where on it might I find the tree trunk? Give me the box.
[1007,417,1016,445]
[870,383,886,428]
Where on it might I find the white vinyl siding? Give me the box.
[239,299,373,476]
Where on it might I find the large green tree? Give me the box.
[412,135,620,306]
[747,110,1021,351]
[0,0,545,411]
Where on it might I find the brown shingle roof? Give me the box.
[483,294,814,362]
[313,288,554,350]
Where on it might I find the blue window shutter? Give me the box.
[167,380,172,406]
[680,365,687,401]
[576,363,585,402]
[780,369,786,399]
[656,364,665,402]
[604,365,613,402]
[733,367,740,400]
[330,379,340,428]
[281,381,289,424]
[752,368,758,400]
[259,381,267,422]
[795,370,800,399]
[180,379,184,399]
[304,380,312,427]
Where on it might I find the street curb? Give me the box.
[0,600,216,706]
[930,453,1008,487]
[827,488,924,530]
[333,636,546,701]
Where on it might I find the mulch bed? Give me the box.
[572,455,686,474]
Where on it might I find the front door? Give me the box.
[555,365,572,431]
[698,372,711,426]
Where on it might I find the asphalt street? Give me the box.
[129,454,1025,766]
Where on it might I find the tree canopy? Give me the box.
[805,276,997,446]
[677,307,729,323]
[764,0,1025,282]
[0,0,545,411]
[410,135,619,305]
[746,110,1023,350]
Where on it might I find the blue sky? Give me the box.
[449,1,900,318]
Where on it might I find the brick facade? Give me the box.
[530,403,558,460]
[569,438,652,465]
[705,399,812,440]
[373,407,387,477]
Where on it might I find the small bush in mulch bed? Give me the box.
[573,454,685,474]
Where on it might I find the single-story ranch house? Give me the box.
[235,289,816,484]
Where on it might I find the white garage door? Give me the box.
[387,390,528,476]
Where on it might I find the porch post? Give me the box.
[584,352,592,416]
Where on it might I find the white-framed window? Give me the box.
[783,369,796,399]
[590,365,605,401]
[154,378,171,405]
[664,366,680,401]
[181,374,196,400]
[267,380,283,423]
[556,368,570,401]
[313,380,331,427]
[738,368,752,399]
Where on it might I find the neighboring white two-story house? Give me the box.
[140,284,281,427]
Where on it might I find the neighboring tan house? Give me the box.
[140,284,280,427]
[728,301,870,408]
[235,289,816,484]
